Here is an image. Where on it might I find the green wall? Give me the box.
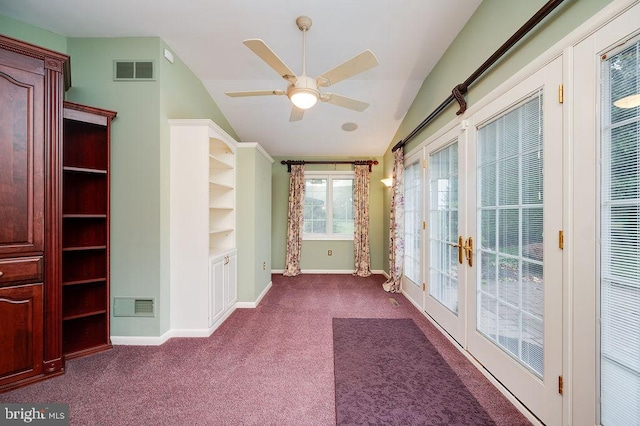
[237,145,273,303]
[381,0,613,274]
[65,37,162,337]
[64,36,238,337]
[271,156,385,272]
[0,15,67,53]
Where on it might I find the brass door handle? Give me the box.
[0,271,3,278]
[463,237,473,267]
[448,236,464,265]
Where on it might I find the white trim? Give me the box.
[272,269,387,275]
[236,142,274,163]
[167,118,238,150]
[112,307,237,346]
[111,330,174,346]
[401,290,543,426]
[236,281,273,308]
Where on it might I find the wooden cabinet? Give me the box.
[62,101,116,359]
[0,35,68,391]
[0,285,43,387]
[169,119,237,336]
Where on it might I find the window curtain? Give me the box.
[353,164,372,277]
[383,149,405,293]
[283,164,305,276]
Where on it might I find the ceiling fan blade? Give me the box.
[321,93,370,112]
[243,39,297,82]
[317,50,379,87]
[289,106,305,122]
[225,90,285,97]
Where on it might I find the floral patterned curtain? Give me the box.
[383,149,405,293]
[283,164,305,276]
[353,164,372,277]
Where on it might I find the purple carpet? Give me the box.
[333,318,496,425]
[0,275,528,425]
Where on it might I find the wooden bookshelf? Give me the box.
[62,101,116,359]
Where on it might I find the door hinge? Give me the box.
[423,159,427,168]
[423,221,426,230]
[558,375,564,395]
[558,84,564,104]
[422,282,426,292]
[559,230,564,249]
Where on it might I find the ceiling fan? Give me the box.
[225,16,379,122]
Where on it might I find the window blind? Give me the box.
[600,40,640,426]
[477,91,545,377]
[404,160,422,285]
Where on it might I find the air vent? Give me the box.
[113,297,155,317]
[113,60,155,81]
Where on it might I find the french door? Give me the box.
[466,56,563,425]
[425,127,467,345]
[422,56,564,425]
[402,151,425,304]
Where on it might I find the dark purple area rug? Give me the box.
[333,318,496,426]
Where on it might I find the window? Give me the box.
[404,158,422,285]
[303,172,354,239]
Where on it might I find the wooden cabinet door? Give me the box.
[0,55,45,255]
[0,284,43,386]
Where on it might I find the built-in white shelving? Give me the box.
[169,119,237,337]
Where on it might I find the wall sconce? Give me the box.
[381,178,393,187]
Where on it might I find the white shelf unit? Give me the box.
[169,119,238,336]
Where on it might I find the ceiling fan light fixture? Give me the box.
[614,93,640,109]
[290,88,318,109]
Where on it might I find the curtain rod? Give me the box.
[280,159,379,172]
[392,0,566,152]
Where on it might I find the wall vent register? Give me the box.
[113,60,154,80]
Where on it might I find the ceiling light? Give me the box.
[290,89,318,109]
[614,93,640,109]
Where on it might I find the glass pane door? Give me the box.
[466,56,563,426]
[424,126,467,345]
[429,142,460,314]
[600,39,640,426]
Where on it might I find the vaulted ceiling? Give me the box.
[0,0,482,156]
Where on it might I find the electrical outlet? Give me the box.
[328,250,332,256]
[262,261,266,270]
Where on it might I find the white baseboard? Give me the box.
[111,306,237,346]
[271,269,388,275]
[111,330,173,346]
[236,281,272,308]
[400,289,542,426]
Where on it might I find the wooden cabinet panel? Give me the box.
[1,34,68,391]
[0,257,43,287]
[0,51,44,255]
[0,284,43,386]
